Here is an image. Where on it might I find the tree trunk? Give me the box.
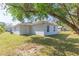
[77,6,79,23]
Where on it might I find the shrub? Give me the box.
[0,26,5,34]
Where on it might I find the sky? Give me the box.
[0,4,20,25]
[0,9,20,25]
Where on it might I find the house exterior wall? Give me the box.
[44,25,59,35]
[12,23,59,35]
[32,23,59,36]
[32,24,45,36]
[12,26,20,34]
[19,25,32,35]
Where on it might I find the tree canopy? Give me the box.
[5,3,79,34]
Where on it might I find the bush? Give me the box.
[0,26,5,34]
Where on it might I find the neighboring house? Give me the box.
[12,21,60,36]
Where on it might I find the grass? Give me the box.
[0,32,32,55]
[0,31,79,56]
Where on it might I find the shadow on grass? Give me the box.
[29,34,79,55]
[20,34,33,36]
[47,34,70,40]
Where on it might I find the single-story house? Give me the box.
[12,21,60,36]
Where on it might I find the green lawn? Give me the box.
[0,32,79,56]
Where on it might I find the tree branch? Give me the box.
[62,4,76,26]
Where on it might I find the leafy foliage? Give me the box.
[6,3,79,33]
[7,4,26,22]
[6,3,76,22]
[0,26,5,34]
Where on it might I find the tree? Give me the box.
[5,3,79,34]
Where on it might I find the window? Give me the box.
[53,26,55,31]
[47,25,49,32]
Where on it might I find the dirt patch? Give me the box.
[16,43,44,56]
